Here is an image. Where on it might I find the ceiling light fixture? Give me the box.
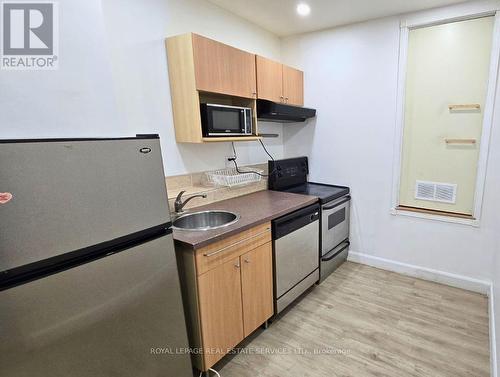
[296,3,311,17]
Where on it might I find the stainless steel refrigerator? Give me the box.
[0,135,193,377]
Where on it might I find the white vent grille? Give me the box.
[416,182,435,200]
[415,181,457,204]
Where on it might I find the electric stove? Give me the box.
[268,157,349,203]
[268,156,351,283]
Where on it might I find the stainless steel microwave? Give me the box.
[200,103,253,137]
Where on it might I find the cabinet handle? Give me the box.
[252,92,257,97]
[234,263,240,268]
[244,259,250,264]
[285,97,289,103]
[203,228,271,257]
[280,96,284,102]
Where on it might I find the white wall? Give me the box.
[100,0,284,175]
[0,0,120,138]
[495,248,500,376]
[0,0,284,176]
[281,1,500,282]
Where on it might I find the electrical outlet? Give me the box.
[225,155,235,168]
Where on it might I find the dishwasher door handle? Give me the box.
[203,228,271,257]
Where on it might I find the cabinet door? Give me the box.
[240,242,274,337]
[197,256,244,368]
[256,56,283,103]
[283,65,304,106]
[192,34,257,99]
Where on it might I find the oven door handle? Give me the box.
[321,241,350,262]
[322,196,351,211]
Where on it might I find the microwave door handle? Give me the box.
[243,109,247,134]
[247,109,252,134]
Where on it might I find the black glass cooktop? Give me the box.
[282,182,349,204]
[268,157,350,204]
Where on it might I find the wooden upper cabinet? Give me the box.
[256,56,284,103]
[255,55,304,106]
[282,65,304,106]
[240,243,273,337]
[165,33,306,143]
[192,34,257,99]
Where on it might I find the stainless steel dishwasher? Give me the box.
[273,203,320,314]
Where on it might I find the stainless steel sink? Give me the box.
[172,210,240,231]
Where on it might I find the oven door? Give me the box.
[321,195,350,256]
[204,104,249,136]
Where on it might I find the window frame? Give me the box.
[391,8,500,227]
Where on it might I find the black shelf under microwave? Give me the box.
[200,103,253,137]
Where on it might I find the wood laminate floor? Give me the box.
[216,262,490,377]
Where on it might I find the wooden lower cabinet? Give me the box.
[197,256,244,368]
[175,222,274,373]
[241,243,274,337]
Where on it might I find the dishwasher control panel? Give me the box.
[272,203,319,240]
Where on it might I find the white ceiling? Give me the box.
[207,0,469,37]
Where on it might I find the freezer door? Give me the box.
[0,138,171,272]
[0,233,193,377]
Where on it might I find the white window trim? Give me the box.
[390,8,500,227]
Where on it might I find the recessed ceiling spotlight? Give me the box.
[296,3,311,17]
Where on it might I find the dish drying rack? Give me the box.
[206,167,263,188]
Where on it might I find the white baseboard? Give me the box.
[491,284,498,377]
[347,251,491,294]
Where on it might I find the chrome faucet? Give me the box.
[174,190,207,214]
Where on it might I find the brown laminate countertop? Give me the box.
[173,190,318,249]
